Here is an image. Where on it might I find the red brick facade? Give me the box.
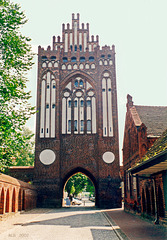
[0,174,37,216]
[123,95,167,224]
[34,14,121,208]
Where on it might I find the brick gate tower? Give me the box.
[34,14,121,208]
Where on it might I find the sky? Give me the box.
[14,0,167,162]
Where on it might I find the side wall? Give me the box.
[0,174,37,215]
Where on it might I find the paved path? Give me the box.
[105,208,167,240]
[0,208,122,240]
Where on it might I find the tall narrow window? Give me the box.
[81,120,84,131]
[79,80,83,87]
[74,100,77,107]
[74,120,78,131]
[87,100,91,107]
[75,80,78,87]
[87,120,91,132]
[80,100,84,107]
[68,100,71,108]
[68,120,71,132]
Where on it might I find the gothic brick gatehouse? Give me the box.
[123,94,167,224]
[34,14,121,208]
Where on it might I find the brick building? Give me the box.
[123,94,167,224]
[34,14,121,208]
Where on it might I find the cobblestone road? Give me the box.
[0,207,124,240]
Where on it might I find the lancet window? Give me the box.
[62,77,96,134]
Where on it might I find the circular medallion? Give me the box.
[102,151,115,164]
[64,92,70,97]
[76,91,82,97]
[39,149,56,165]
[88,91,94,96]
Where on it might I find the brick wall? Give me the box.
[0,173,37,215]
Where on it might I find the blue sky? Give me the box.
[14,0,167,162]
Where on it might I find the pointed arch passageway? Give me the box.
[62,167,96,207]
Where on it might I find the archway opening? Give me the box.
[62,171,96,207]
[0,189,5,214]
[5,189,10,213]
[12,188,16,212]
[18,189,22,211]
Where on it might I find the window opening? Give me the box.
[79,45,82,51]
[46,128,49,133]
[79,80,83,86]
[51,56,56,60]
[70,45,73,51]
[42,56,47,60]
[68,120,71,132]
[71,57,77,62]
[87,100,91,107]
[74,80,78,87]
[102,89,105,92]
[52,104,55,109]
[80,100,84,107]
[80,57,85,62]
[87,120,91,132]
[74,120,78,131]
[47,84,49,89]
[89,56,94,62]
[63,57,68,63]
[41,128,43,133]
[68,100,71,108]
[81,120,84,131]
[108,88,111,92]
[46,104,49,109]
[74,45,77,52]
[74,100,77,107]
[101,55,105,58]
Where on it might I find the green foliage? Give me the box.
[86,178,95,196]
[12,127,35,166]
[65,173,87,197]
[0,0,35,171]
[65,173,95,197]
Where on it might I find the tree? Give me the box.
[0,0,35,171]
[12,127,35,166]
[86,178,95,196]
[65,173,87,197]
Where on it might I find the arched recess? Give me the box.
[146,186,151,215]
[0,188,5,214]
[62,167,97,206]
[158,186,165,217]
[61,73,97,135]
[61,70,96,90]
[151,186,155,215]
[101,71,113,137]
[12,188,16,212]
[142,189,146,213]
[40,70,56,138]
[18,189,22,211]
[5,188,10,213]
[22,190,25,210]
